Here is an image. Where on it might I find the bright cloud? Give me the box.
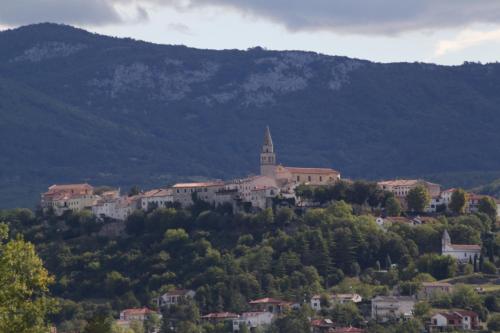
[435,28,500,57]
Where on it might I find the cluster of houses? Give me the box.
[116,283,482,332]
[40,127,340,219]
[378,179,500,215]
[40,127,500,224]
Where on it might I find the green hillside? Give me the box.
[2,23,500,207]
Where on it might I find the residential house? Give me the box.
[117,308,157,330]
[120,307,156,321]
[41,183,98,215]
[171,182,224,207]
[311,294,362,311]
[233,312,274,332]
[439,189,455,207]
[429,311,480,332]
[371,296,416,322]
[248,297,292,314]
[249,186,280,209]
[140,188,173,210]
[417,282,453,300]
[311,318,335,333]
[442,230,481,263]
[378,179,441,211]
[157,289,196,308]
[201,312,239,323]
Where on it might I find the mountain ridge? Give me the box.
[2,23,500,207]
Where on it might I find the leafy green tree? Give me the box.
[413,301,431,319]
[406,185,430,213]
[478,196,497,223]
[416,254,457,280]
[270,308,311,333]
[144,313,161,333]
[385,196,401,216]
[482,259,497,274]
[449,189,467,214]
[84,316,112,333]
[0,224,57,333]
[329,302,363,327]
[488,314,500,332]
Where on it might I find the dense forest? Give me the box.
[3,23,500,207]
[2,181,500,332]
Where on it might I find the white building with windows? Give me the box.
[441,230,481,263]
[171,182,225,207]
[157,289,196,308]
[311,293,362,311]
[139,188,173,210]
[371,296,415,322]
[233,312,274,331]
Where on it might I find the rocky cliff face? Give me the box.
[1,23,500,207]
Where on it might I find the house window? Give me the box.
[320,176,323,181]
[297,176,300,181]
[308,176,311,182]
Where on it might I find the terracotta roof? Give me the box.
[142,189,172,198]
[434,310,478,321]
[454,310,479,318]
[121,308,155,316]
[249,297,290,305]
[311,293,361,300]
[47,183,92,192]
[372,296,415,302]
[172,182,223,188]
[240,312,272,318]
[311,319,335,327]
[285,167,339,175]
[450,244,481,251]
[201,312,239,319]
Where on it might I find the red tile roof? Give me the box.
[172,182,224,188]
[121,307,155,316]
[249,297,290,305]
[142,189,172,197]
[450,244,481,251]
[201,312,239,319]
[285,167,339,175]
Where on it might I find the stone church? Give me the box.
[260,126,340,185]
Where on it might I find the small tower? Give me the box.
[442,230,451,252]
[260,126,276,177]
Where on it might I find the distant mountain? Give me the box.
[2,23,500,207]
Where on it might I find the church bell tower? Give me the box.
[260,126,276,177]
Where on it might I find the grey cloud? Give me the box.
[167,23,192,35]
[4,0,500,34]
[172,0,500,35]
[0,0,124,25]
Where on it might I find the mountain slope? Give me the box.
[1,23,500,207]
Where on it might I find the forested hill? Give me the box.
[2,23,500,207]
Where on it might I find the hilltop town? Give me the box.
[40,127,500,221]
[28,127,500,333]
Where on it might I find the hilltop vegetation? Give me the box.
[1,188,500,331]
[2,23,500,207]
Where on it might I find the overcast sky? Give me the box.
[3,0,500,65]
